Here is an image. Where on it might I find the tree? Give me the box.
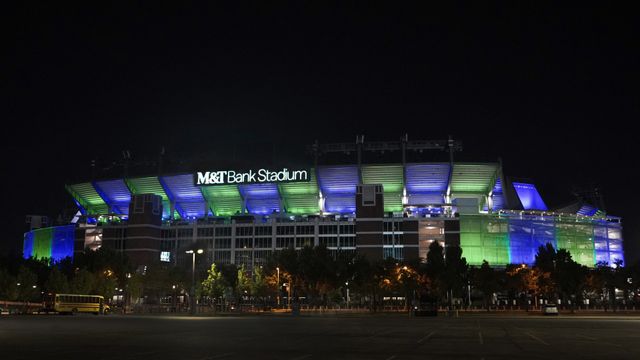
[425,241,446,301]
[70,269,94,294]
[93,269,118,300]
[272,247,300,299]
[534,243,557,273]
[350,255,387,312]
[554,249,586,311]
[472,261,498,310]
[506,264,541,310]
[44,267,69,294]
[395,262,419,310]
[0,268,18,300]
[74,247,131,282]
[16,266,39,302]
[237,265,251,300]
[142,265,185,304]
[534,244,558,301]
[219,264,239,299]
[201,263,225,308]
[443,246,468,309]
[126,274,145,304]
[250,266,271,304]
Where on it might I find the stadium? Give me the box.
[23,138,624,270]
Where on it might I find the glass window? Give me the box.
[215,227,232,237]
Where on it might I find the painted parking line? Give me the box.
[478,331,484,345]
[384,355,397,360]
[576,334,597,341]
[417,331,436,344]
[525,332,549,346]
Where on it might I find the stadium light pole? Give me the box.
[186,249,204,315]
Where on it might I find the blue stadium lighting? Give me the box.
[405,163,449,193]
[577,204,598,216]
[95,179,132,214]
[513,182,548,211]
[23,232,34,259]
[324,195,356,214]
[246,198,281,215]
[50,225,75,262]
[508,218,555,265]
[239,183,280,198]
[317,166,359,214]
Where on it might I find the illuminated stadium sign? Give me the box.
[195,168,310,186]
[160,251,171,262]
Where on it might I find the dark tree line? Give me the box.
[4,242,639,313]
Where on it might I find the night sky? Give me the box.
[3,4,638,262]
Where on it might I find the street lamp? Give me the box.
[186,249,204,315]
[276,267,280,307]
[172,284,177,312]
[345,281,350,308]
[283,283,291,308]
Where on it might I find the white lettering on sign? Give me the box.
[195,168,309,185]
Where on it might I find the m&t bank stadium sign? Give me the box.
[195,168,310,186]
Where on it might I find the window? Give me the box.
[235,251,252,268]
[339,224,355,234]
[319,225,337,234]
[214,238,231,249]
[276,237,295,248]
[161,229,173,238]
[276,226,294,235]
[319,237,338,248]
[255,226,272,236]
[236,238,253,249]
[384,221,401,232]
[177,228,193,238]
[197,227,214,237]
[215,227,232,237]
[254,250,272,266]
[296,237,313,248]
[296,225,314,235]
[213,251,231,265]
[339,237,355,248]
[362,185,376,206]
[383,234,403,246]
[236,227,253,236]
[383,247,403,261]
[160,239,174,251]
[254,238,272,248]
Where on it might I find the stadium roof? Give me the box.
[67,162,511,218]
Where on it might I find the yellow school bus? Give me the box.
[45,294,110,315]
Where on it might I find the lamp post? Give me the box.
[345,281,350,309]
[276,267,280,307]
[283,283,291,308]
[125,272,131,314]
[186,249,204,315]
[467,280,471,309]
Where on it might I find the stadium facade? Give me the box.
[23,139,624,270]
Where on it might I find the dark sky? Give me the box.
[3,3,638,262]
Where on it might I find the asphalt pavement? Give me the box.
[2,313,640,359]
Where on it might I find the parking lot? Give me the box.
[2,313,640,359]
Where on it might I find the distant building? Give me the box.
[23,139,623,270]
